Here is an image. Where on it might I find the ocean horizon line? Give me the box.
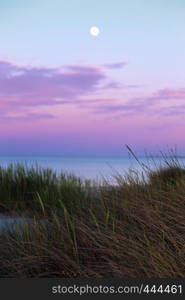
[0,154,185,158]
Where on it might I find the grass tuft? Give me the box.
[0,155,185,278]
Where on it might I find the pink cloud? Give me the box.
[88,86,185,118]
[103,61,128,69]
[1,60,185,123]
[0,60,138,121]
[0,60,110,120]
[152,88,185,100]
[0,60,106,106]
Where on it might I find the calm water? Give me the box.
[0,155,185,182]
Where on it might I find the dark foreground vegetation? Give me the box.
[0,156,185,278]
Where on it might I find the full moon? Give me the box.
[90,26,100,36]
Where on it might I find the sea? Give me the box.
[0,155,185,183]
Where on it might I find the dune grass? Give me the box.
[0,163,95,215]
[0,157,185,278]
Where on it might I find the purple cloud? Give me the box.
[0,60,106,107]
[0,60,112,120]
[87,86,185,118]
[150,88,185,101]
[2,60,184,122]
[159,105,185,116]
[65,65,102,73]
[0,60,142,121]
[90,100,149,116]
[0,112,55,121]
[74,86,185,118]
[102,82,122,89]
[103,62,127,69]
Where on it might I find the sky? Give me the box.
[0,0,185,155]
